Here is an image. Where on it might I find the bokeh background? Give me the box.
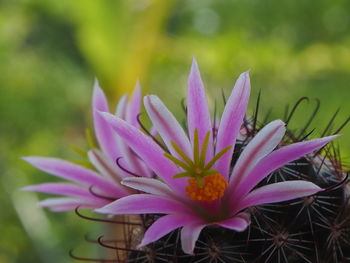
[1,0,350,262]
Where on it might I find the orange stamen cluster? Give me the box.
[164,129,232,202]
[186,173,228,201]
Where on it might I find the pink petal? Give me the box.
[92,81,121,164]
[88,150,131,195]
[181,223,206,255]
[88,149,121,181]
[144,95,192,158]
[114,94,150,178]
[121,177,174,197]
[115,94,128,118]
[113,90,150,179]
[39,197,108,211]
[187,58,213,160]
[229,120,286,188]
[217,212,250,231]
[236,181,321,213]
[126,81,142,127]
[94,92,130,179]
[99,112,187,194]
[214,72,251,179]
[95,194,191,215]
[138,214,201,248]
[114,129,154,178]
[22,157,121,198]
[22,183,92,198]
[230,135,338,205]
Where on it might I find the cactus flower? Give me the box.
[22,81,149,211]
[96,59,337,254]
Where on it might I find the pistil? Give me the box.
[164,129,231,202]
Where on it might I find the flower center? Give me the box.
[164,129,231,202]
[186,173,228,201]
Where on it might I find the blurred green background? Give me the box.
[1,0,350,262]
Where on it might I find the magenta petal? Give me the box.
[99,112,187,194]
[229,120,286,188]
[95,194,191,215]
[231,135,338,204]
[22,157,122,198]
[215,72,250,179]
[236,181,321,213]
[126,81,142,127]
[39,197,108,211]
[121,177,174,197]
[181,223,206,255]
[217,212,250,231]
[144,95,192,158]
[187,58,213,160]
[22,183,92,198]
[92,82,121,163]
[138,214,199,248]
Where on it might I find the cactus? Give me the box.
[71,96,349,263]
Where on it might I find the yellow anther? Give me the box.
[185,174,228,202]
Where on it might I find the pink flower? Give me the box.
[96,59,337,254]
[22,81,150,211]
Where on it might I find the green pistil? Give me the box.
[164,129,231,187]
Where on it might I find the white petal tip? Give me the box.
[190,58,200,74]
[97,111,114,120]
[144,94,158,105]
[93,79,101,90]
[328,134,341,139]
[136,243,145,249]
[135,80,141,90]
[21,156,38,164]
[271,119,286,126]
[20,186,33,191]
[94,208,109,214]
[313,134,340,145]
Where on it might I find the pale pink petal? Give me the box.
[22,157,122,198]
[88,150,131,196]
[88,150,120,181]
[187,58,213,160]
[114,94,150,178]
[99,112,187,194]
[115,94,128,118]
[92,81,121,163]
[181,223,206,255]
[144,95,192,158]
[93,85,138,178]
[217,212,250,231]
[22,183,92,198]
[95,194,191,215]
[149,126,158,137]
[230,135,338,204]
[229,120,286,188]
[115,136,153,178]
[126,81,142,127]
[215,72,250,179]
[39,197,108,211]
[138,214,201,248]
[121,177,174,197]
[236,181,321,213]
